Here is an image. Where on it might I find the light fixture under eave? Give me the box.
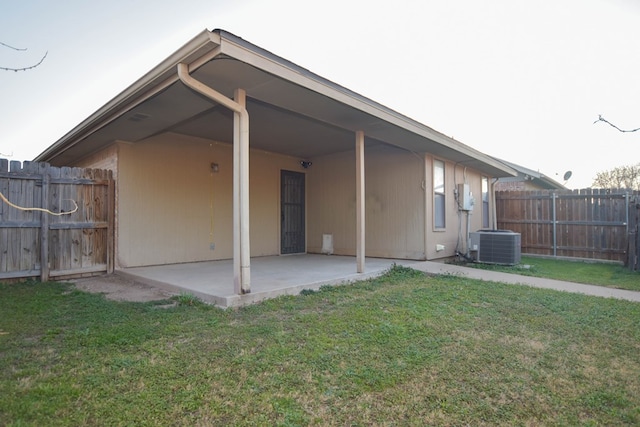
[300,161,312,169]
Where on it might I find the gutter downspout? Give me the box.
[177,63,251,294]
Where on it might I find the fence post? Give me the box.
[40,170,50,282]
[107,171,115,274]
[637,218,640,272]
[630,194,639,271]
[629,229,638,271]
[552,192,557,257]
[624,192,630,269]
[625,192,629,233]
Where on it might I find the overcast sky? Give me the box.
[1,0,639,189]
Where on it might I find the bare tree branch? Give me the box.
[0,41,28,51]
[1,41,47,72]
[592,163,640,190]
[0,51,48,72]
[593,115,640,133]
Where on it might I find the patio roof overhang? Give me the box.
[35,29,516,179]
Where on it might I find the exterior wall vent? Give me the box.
[470,230,521,265]
[128,113,151,122]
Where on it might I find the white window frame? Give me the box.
[434,159,445,229]
[482,176,490,228]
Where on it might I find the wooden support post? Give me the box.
[234,88,251,294]
[233,93,241,294]
[356,131,365,273]
[423,155,429,259]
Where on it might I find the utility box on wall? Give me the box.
[457,184,474,211]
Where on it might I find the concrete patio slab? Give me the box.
[115,255,640,308]
[117,255,419,308]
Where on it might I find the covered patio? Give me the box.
[35,29,516,302]
[117,254,421,308]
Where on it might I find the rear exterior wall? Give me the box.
[79,133,302,268]
[306,146,489,261]
[423,154,487,259]
[306,144,426,259]
[75,133,492,267]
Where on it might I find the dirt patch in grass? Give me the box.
[70,274,176,302]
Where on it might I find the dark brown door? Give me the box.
[281,170,305,254]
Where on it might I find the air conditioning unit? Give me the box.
[470,230,521,265]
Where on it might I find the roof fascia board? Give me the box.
[36,30,221,162]
[501,159,541,178]
[539,176,566,189]
[217,31,515,177]
[36,28,516,178]
[496,157,565,189]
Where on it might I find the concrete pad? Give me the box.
[115,255,640,307]
[117,255,419,308]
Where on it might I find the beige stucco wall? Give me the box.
[73,144,119,178]
[424,155,487,259]
[307,146,489,261]
[307,144,426,260]
[113,132,301,267]
[73,133,494,266]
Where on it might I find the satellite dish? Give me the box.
[563,171,572,181]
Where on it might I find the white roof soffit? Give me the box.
[215,30,514,177]
[35,30,221,162]
[35,29,516,178]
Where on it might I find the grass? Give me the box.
[465,255,640,292]
[175,291,203,307]
[1,266,639,426]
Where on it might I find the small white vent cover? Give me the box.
[321,234,333,255]
[128,113,151,122]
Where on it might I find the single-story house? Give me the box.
[35,29,517,296]
[494,158,566,191]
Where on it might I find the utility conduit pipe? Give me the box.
[177,63,251,294]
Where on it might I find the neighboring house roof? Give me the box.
[494,158,566,190]
[35,29,517,178]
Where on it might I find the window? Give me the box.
[434,160,445,229]
[482,177,490,228]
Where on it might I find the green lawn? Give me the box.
[1,266,639,426]
[467,255,640,292]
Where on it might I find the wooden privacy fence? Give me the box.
[0,159,114,281]
[496,189,640,269]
